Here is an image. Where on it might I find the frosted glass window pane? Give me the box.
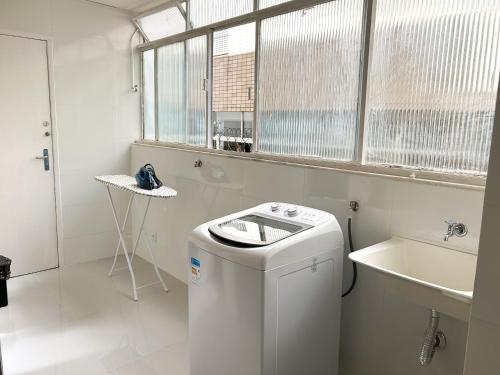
[157,37,207,145]
[257,1,364,160]
[259,0,290,9]
[186,36,207,145]
[137,6,185,41]
[189,0,253,27]
[212,23,255,152]
[364,0,500,175]
[142,50,155,140]
[158,42,185,143]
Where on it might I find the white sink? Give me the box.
[349,237,477,321]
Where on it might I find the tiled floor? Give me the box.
[0,256,189,375]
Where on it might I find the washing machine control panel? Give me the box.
[257,203,329,226]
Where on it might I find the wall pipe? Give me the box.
[130,28,139,93]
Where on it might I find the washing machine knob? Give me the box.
[285,207,298,217]
[270,203,280,212]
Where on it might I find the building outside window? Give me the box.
[212,23,255,152]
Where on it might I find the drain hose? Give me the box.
[419,309,440,366]
[342,217,356,297]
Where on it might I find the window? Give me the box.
[212,23,255,152]
[257,1,363,160]
[186,36,208,145]
[139,0,500,180]
[189,0,253,28]
[135,4,186,41]
[142,49,155,140]
[157,36,207,145]
[364,0,500,175]
[157,42,185,143]
[258,0,291,9]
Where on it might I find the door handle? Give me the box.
[35,149,50,171]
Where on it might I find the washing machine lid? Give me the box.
[208,213,312,247]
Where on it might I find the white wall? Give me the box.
[463,77,500,374]
[0,0,140,265]
[131,143,484,375]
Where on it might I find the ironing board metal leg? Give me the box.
[108,194,133,276]
[130,194,148,263]
[146,234,168,292]
[106,186,138,301]
[131,196,168,292]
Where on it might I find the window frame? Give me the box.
[136,0,492,188]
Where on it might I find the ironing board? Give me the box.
[95,175,177,301]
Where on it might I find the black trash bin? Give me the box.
[0,256,11,308]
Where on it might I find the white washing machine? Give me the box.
[188,203,344,375]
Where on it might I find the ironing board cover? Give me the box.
[95,175,177,198]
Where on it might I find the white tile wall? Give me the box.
[0,0,141,265]
[464,77,500,374]
[131,143,485,375]
[464,317,500,374]
[391,181,484,253]
[468,203,500,326]
[243,160,305,203]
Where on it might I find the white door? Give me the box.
[0,34,58,276]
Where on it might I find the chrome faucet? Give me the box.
[444,220,468,241]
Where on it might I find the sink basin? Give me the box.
[349,237,477,321]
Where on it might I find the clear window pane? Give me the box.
[364,0,500,175]
[137,6,185,41]
[189,0,253,28]
[157,36,207,145]
[257,1,364,160]
[142,50,155,140]
[212,23,255,152]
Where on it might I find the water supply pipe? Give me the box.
[129,29,139,93]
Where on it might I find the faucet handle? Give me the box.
[443,220,467,241]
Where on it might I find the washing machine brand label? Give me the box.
[191,257,201,283]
